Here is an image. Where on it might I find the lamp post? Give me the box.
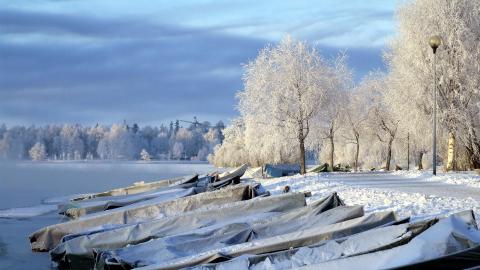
[429,35,442,175]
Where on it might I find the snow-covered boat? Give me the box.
[217,164,249,180]
[50,191,308,268]
[70,174,199,201]
[58,166,250,219]
[30,184,254,251]
[188,211,480,270]
[97,195,399,270]
[58,187,194,219]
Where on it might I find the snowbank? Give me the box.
[260,173,480,222]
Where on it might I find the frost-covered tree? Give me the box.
[59,124,85,160]
[340,85,370,171]
[316,54,352,171]
[97,124,137,159]
[172,142,184,160]
[0,126,27,159]
[140,149,151,161]
[362,72,400,171]
[0,121,223,161]
[29,142,46,161]
[85,124,106,159]
[387,0,480,169]
[209,118,248,166]
[238,36,334,174]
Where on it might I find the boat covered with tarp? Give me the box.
[50,190,306,268]
[25,164,480,270]
[31,183,255,252]
[263,164,301,178]
[185,211,480,270]
[70,174,200,201]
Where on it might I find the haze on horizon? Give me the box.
[0,0,396,127]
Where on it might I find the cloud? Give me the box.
[0,2,391,125]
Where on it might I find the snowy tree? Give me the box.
[238,36,333,174]
[60,124,85,160]
[363,72,400,171]
[140,149,151,161]
[85,124,106,159]
[209,118,248,166]
[0,121,223,161]
[315,54,352,171]
[340,85,370,171]
[0,126,27,159]
[204,128,222,152]
[387,0,480,169]
[29,142,46,161]
[172,142,184,160]
[97,124,137,160]
[151,132,169,159]
[196,147,210,161]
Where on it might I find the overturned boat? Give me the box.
[30,183,254,251]
[51,191,308,269]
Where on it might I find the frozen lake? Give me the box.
[0,161,215,269]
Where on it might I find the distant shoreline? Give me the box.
[0,159,211,165]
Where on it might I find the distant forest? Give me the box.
[0,120,225,161]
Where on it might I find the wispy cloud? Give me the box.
[0,0,394,125]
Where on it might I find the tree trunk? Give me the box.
[446,132,455,171]
[466,147,480,169]
[299,138,306,174]
[385,139,393,171]
[298,121,306,175]
[417,152,424,170]
[329,135,334,172]
[354,142,359,172]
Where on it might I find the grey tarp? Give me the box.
[30,184,253,251]
[392,245,480,270]
[298,210,480,270]
[56,184,267,245]
[96,193,348,269]
[99,206,360,269]
[59,187,192,219]
[50,192,309,269]
[59,174,219,219]
[71,174,199,201]
[133,211,398,270]
[194,218,431,269]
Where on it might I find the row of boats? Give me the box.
[28,164,480,269]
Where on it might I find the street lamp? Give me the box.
[429,35,442,175]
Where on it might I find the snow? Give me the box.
[0,204,57,218]
[392,170,480,188]
[243,167,263,179]
[260,172,480,222]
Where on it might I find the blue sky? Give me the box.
[0,0,397,126]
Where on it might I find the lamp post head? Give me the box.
[429,35,442,54]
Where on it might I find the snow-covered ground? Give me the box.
[392,169,480,188]
[259,171,480,222]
